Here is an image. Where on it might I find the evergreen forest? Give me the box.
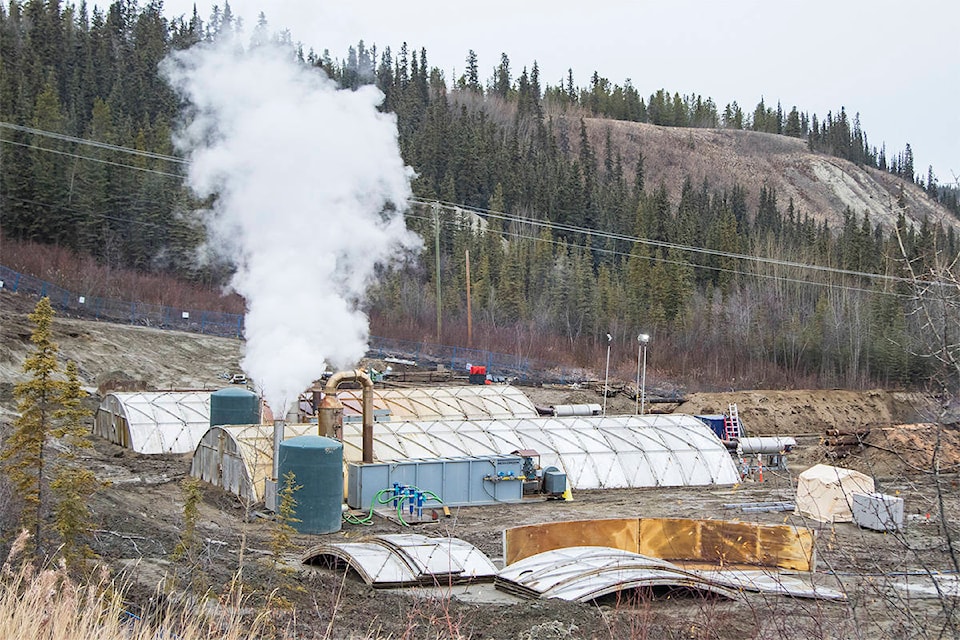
[2,0,959,390]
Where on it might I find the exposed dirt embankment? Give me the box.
[0,290,241,396]
[675,389,938,435]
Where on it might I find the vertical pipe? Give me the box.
[636,338,642,415]
[362,378,374,463]
[322,369,374,463]
[641,343,648,416]
[272,419,284,480]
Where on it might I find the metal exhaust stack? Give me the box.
[320,369,374,463]
[272,419,285,481]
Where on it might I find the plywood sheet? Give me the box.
[505,517,816,571]
[757,524,817,571]
[503,518,639,565]
[699,520,762,566]
[638,517,701,561]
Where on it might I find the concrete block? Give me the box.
[852,492,904,532]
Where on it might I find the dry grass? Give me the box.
[0,235,243,314]
[0,531,265,640]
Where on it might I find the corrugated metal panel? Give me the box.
[340,414,740,489]
[93,391,212,454]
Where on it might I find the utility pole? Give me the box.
[465,248,472,348]
[433,202,442,343]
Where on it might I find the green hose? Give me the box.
[342,484,445,527]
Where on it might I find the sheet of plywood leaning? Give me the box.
[503,517,816,572]
[502,518,641,567]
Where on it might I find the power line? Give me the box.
[3,195,202,236]
[3,120,921,294]
[0,122,187,164]
[412,197,915,287]
[403,210,911,299]
[0,136,185,179]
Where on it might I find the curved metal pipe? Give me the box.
[321,369,375,463]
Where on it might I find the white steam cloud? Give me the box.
[163,40,420,418]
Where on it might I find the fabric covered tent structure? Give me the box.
[191,414,739,503]
[333,385,539,422]
[94,391,211,454]
[795,464,875,523]
[340,414,739,489]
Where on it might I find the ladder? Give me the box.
[724,403,742,440]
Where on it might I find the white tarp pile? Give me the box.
[795,463,875,523]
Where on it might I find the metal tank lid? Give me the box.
[282,434,342,449]
[212,386,257,397]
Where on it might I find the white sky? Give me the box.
[155,0,959,182]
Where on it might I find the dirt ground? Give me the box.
[3,289,960,639]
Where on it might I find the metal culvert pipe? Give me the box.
[738,436,797,455]
[322,369,375,463]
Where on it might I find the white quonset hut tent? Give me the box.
[192,424,315,503]
[337,385,538,422]
[191,414,738,503]
[340,414,739,489]
[94,391,211,454]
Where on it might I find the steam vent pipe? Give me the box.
[272,419,285,481]
[320,369,375,463]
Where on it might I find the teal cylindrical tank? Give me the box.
[210,387,260,427]
[278,435,343,534]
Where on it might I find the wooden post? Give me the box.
[465,248,472,347]
[433,202,441,343]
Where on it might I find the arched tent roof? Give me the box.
[94,391,211,454]
[191,414,738,503]
[338,414,739,489]
[191,424,316,504]
[336,385,538,421]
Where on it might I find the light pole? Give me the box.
[602,333,612,416]
[636,333,650,415]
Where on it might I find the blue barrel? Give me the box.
[210,387,260,426]
[278,435,343,534]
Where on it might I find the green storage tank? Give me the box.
[278,435,343,534]
[210,387,260,427]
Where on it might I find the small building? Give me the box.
[93,391,211,454]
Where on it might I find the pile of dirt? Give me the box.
[0,289,242,393]
[675,389,938,435]
[854,423,960,477]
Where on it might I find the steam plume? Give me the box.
[163,40,420,417]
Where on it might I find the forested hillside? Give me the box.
[1,1,958,390]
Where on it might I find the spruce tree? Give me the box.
[50,360,98,569]
[1,297,61,555]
